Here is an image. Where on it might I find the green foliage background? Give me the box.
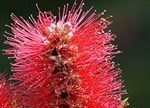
[0,0,149,108]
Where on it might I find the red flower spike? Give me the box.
[4,1,127,108]
[0,74,16,108]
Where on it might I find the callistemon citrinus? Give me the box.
[4,1,127,107]
[0,74,16,108]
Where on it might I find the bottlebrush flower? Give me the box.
[0,74,16,108]
[4,0,127,108]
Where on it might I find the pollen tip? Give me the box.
[36,3,41,12]
[108,30,112,33]
[36,3,38,6]
[10,13,14,16]
[119,51,123,53]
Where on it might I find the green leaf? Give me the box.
[118,97,129,108]
[12,99,17,108]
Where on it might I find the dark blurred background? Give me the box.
[0,0,149,108]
